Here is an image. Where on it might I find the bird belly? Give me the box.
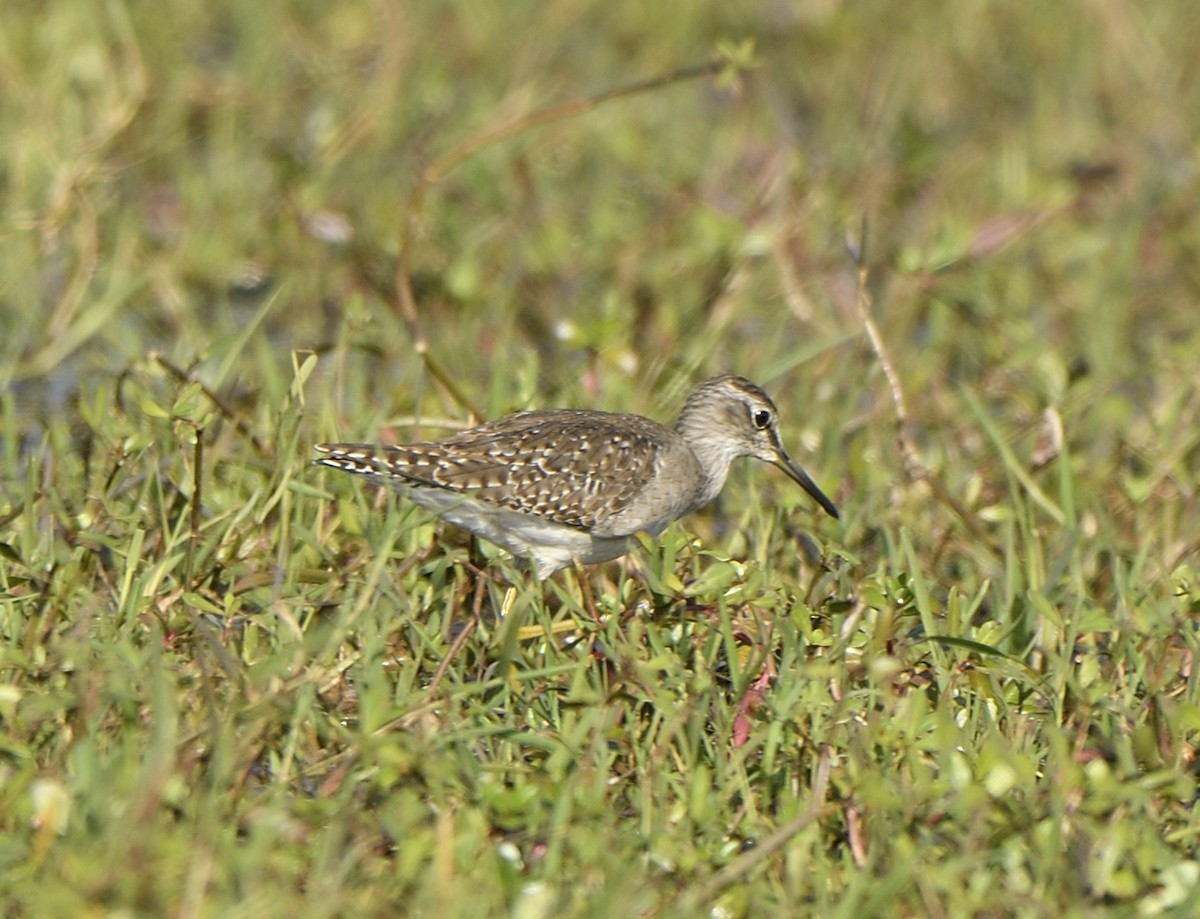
[404,486,629,578]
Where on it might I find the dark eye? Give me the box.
[752,408,772,429]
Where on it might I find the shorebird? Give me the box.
[315,375,838,578]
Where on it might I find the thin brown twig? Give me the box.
[850,222,990,544]
[428,564,489,695]
[677,745,834,911]
[153,353,268,458]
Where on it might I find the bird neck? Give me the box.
[675,413,739,507]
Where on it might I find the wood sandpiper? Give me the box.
[315,374,839,579]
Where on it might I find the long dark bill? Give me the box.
[774,453,840,520]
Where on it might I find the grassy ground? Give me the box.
[3,1,1200,916]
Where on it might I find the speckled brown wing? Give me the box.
[370,410,670,531]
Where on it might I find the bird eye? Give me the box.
[752,408,772,429]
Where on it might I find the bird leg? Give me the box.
[570,559,602,621]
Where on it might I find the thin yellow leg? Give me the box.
[572,561,601,620]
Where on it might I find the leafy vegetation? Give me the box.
[3,2,1200,916]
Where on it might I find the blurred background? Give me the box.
[8,3,1197,436]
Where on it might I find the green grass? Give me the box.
[4,1,1200,916]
